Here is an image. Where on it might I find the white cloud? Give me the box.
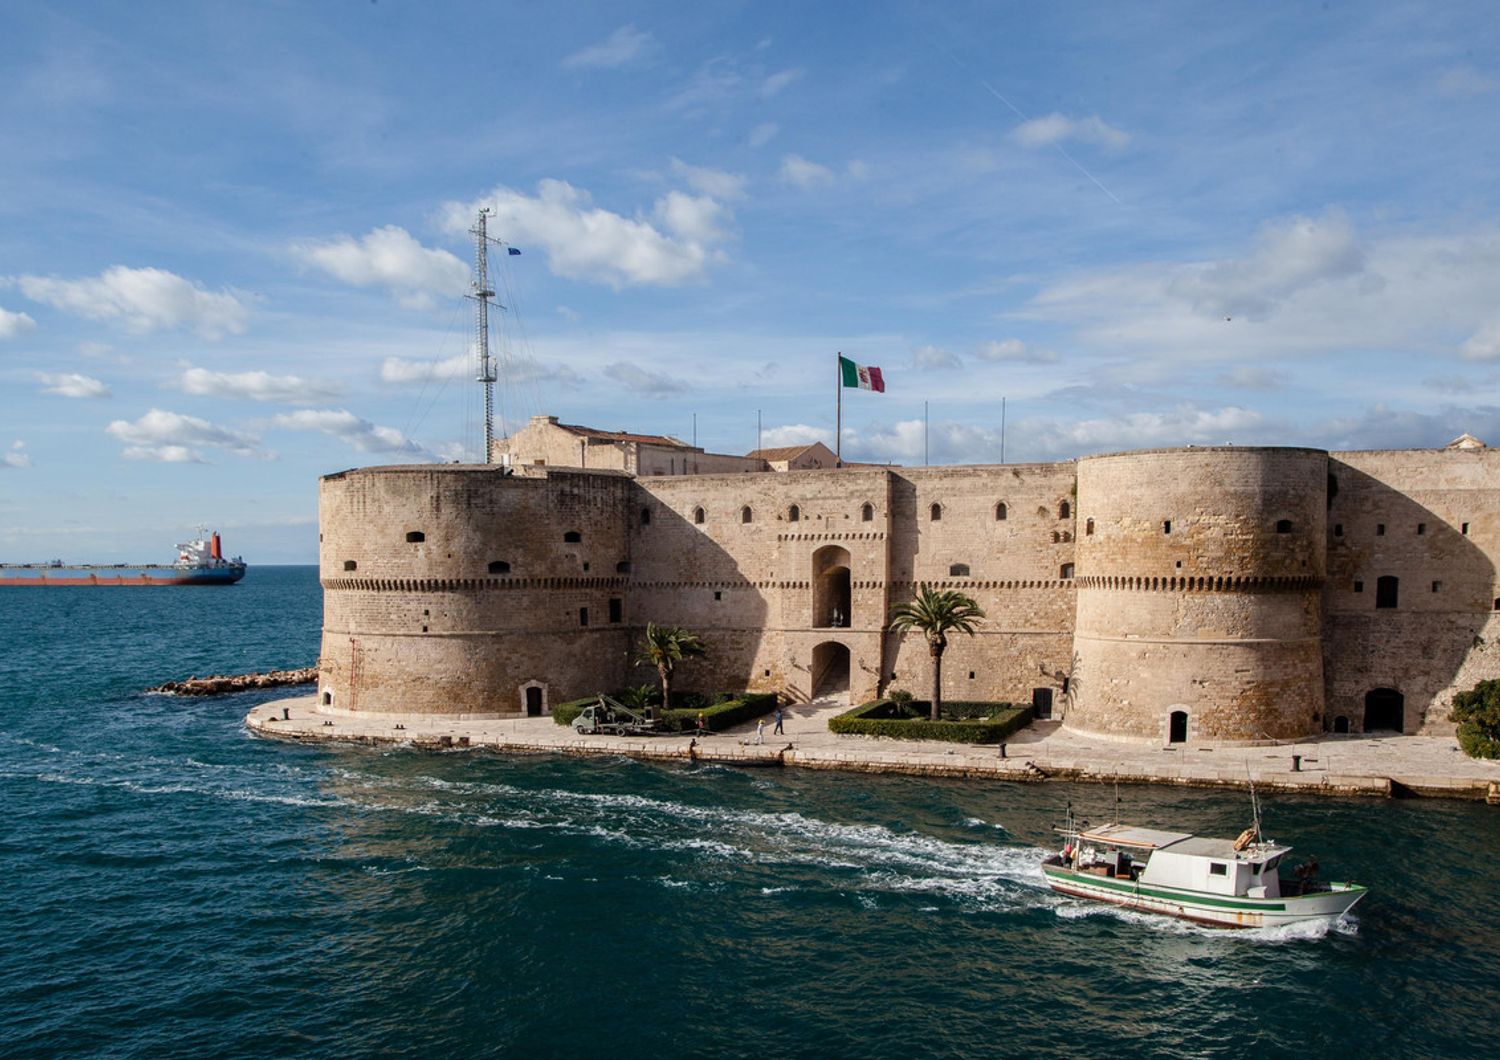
[0,306,36,339]
[846,160,870,180]
[670,158,748,201]
[1012,113,1130,150]
[379,352,579,387]
[1461,321,1500,362]
[174,365,340,403]
[35,372,110,398]
[1017,212,1500,364]
[975,338,1056,364]
[291,226,468,310]
[914,344,962,370]
[1437,65,1496,97]
[2,441,30,470]
[760,68,803,97]
[273,408,435,460]
[779,154,835,188]
[1219,366,1288,390]
[760,423,832,449]
[604,361,689,396]
[106,408,260,463]
[748,122,779,147]
[14,266,247,338]
[563,25,654,69]
[441,180,732,287]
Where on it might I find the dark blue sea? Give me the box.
[2,566,1498,1057]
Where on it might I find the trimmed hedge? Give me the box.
[829,699,1031,744]
[552,691,777,733]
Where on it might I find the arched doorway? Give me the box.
[520,681,547,717]
[1333,715,1350,734]
[1364,688,1404,732]
[812,641,851,699]
[812,545,852,628]
[1168,710,1188,744]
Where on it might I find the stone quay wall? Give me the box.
[313,443,1500,740]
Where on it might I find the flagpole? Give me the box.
[1000,396,1006,464]
[836,352,842,467]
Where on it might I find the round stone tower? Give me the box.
[1068,447,1328,743]
[316,465,634,718]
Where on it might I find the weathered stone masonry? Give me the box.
[315,443,1500,742]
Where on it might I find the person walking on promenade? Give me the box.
[773,706,784,735]
[755,718,766,744]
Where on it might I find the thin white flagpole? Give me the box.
[1001,396,1006,464]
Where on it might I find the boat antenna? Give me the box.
[1245,764,1264,843]
[469,208,501,464]
[1113,779,1120,826]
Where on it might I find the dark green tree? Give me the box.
[634,623,707,715]
[1450,679,1500,759]
[888,585,986,721]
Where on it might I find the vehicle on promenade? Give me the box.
[0,529,246,586]
[1041,802,1368,928]
[571,696,664,736]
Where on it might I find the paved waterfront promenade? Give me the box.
[246,696,1500,804]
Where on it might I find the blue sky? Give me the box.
[3,2,1500,562]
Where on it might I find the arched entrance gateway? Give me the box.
[811,642,851,699]
[1364,688,1404,732]
[1168,710,1189,744]
[812,545,852,628]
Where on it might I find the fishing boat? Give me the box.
[0,529,246,586]
[1041,799,1367,929]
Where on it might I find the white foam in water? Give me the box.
[1052,896,1359,942]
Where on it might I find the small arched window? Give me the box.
[995,502,1007,521]
[1059,500,1071,520]
[1275,519,1292,534]
[741,506,753,524]
[343,560,357,571]
[405,531,425,543]
[861,502,874,522]
[1060,563,1075,579]
[488,560,510,574]
[563,531,582,543]
[1052,530,1061,543]
[949,563,970,577]
[640,507,651,526]
[930,503,942,521]
[694,507,706,525]
[1085,518,1095,536]
[788,504,800,523]
[616,561,631,574]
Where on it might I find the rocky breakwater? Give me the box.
[150,667,317,696]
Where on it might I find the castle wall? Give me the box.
[1323,449,1500,732]
[313,440,1500,739]
[1069,448,1328,742]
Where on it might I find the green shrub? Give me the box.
[1451,679,1500,759]
[550,696,599,726]
[888,688,915,706]
[829,699,1031,744]
[662,691,778,733]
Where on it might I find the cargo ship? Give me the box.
[0,530,247,586]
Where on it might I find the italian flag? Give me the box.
[839,354,885,392]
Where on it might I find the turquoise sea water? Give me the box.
[2,565,1499,1057]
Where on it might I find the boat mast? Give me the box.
[469,208,500,464]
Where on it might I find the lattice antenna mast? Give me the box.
[469,208,500,464]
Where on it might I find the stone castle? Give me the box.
[313,414,1500,744]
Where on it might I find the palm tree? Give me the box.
[888,585,986,721]
[634,623,707,716]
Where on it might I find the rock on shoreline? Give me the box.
[150,667,317,696]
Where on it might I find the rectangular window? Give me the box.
[1209,863,1228,877]
[608,598,622,623]
[1417,523,1426,535]
[1163,520,1171,534]
[1376,523,1386,536]
[1463,522,1470,536]
[714,590,722,601]
[579,607,589,627]
[1354,580,1364,592]
[1432,581,1442,593]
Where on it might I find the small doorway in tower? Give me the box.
[1031,687,1054,720]
[1168,710,1189,744]
[522,683,546,717]
[1363,688,1404,732]
[1333,715,1350,734]
[812,641,851,700]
